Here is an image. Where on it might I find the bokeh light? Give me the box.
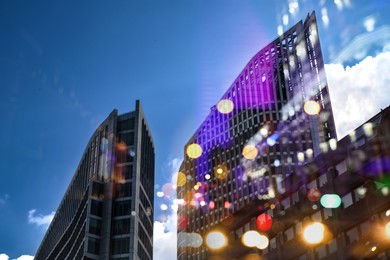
[162,183,175,198]
[307,188,321,202]
[177,215,189,231]
[242,230,261,247]
[176,172,187,187]
[209,201,215,209]
[385,222,390,237]
[242,145,258,160]
[186,143,203,159]
[160,204,168,210]
[156,191,164,197]
[214,165,228,180]
[303,222,325,244]
[217,99,234,114]
[320,194,342,208]
[257,234,269,250]
[205,231,227,250]
[304,100,321,115]
[256,213,273,231]
[205,174,211,180]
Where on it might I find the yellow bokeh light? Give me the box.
[214,165,228,180]
[371,246,377,252]
[385,222,390,237]
[176,172,187,187]
[242,231,261,247]
[217,99,234,114]
[194,185,199,190]
[187,143,202,159]
[304,100,321,115]
[205,231,227,250]
[242,145,258,160]
[303,222,324,244]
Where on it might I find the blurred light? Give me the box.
[386,210,390,217]
[260,128,268,137]
[256,213,273,231]
[173,199,185,205]
[385,222,390,237]
[242,145,258,160]
[268,187,275,198]
[242,231,261,247]
[303,222,325,244]
[256,234,269,250]
[209,201,215,209]
[334,0,343,10]
[277,25,283,36]
[364,17,376,32]
[194,185,199,191]
[162,183,175,197]
[160,204,168,210]
[329,138,337,151]
[274,159,280,167]
[320,142,329,153]
[320,194,342,208]
[176,172,187,187]
[297,152,305,162]
[304,100,321,115]
[382,187,389,196]
[312,204,318,210]
[266,133,279,146]
[270,204,275,209]
[371,246,377,252]
[205,174,211,180]
[205,231,227,250]
[356,187,367,196]
[321,8,329,27]
[363,123,374,137]
[307,188,321,202]
[217,99,234,114]
[156,191,164,197]
[306,148,314,159]
[187,143,202,159]
[224,201,231,209]
[200,201,206,207]
[215,165,228,180]
[177,232,203,248]
[283,14,289,26]
[177,215,189,231]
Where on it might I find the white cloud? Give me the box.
[326,51,390,138]
[28,209,55,227]
[153,213,177,260]
[0,254,9,260]
[0,254,35,260]
[13,256,34,260]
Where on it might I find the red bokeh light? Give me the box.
[256,213,273,231]
[307,188,321,202]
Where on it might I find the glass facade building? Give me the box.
[177,12,338,259]
[35,100,154,260]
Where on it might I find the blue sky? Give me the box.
[1,1,390,259]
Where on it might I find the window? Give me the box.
[118,132,134,146]
[328,238,337,253]
[112,237,130,255]
[113,218,131,235]
[113,200,131,216]
[117,118,135,132]
[336,160,347,175]
[284,226,294,241]
[89,218,101,235]
[87,237,100,255]
[346,227,359,244]
[342,193,353,208]
[115,182,132,198]
[319,174,327,187]
[90,199,102,216]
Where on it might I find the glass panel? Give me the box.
[87,237,100,255]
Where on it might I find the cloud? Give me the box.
[0,254,34,260]
[13,256,34,260]
[153,213,177,260]
[0,194,9,205]
[325,51,390,139]
[28,209,55,227]
[0,254,9,260]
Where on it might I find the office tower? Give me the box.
[177,12,337,259]
[35,101,154,260]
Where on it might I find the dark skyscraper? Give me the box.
[35,101,154,260]
[177,12,337,259]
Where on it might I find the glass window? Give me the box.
[342,193,353,208]
[284,226,294,241]
[346,227,359,244]
[113,200,131,216]
[92,182,104,199]
[112,237,130,255]
[328,238,337,253]
[115,183,132,198]
[118,132,134,146]
[336,160,347,175]
[316,245,326,259]
[319,174,327,187]
[113,218,131,235]
[87,237,100,255]
[90,199,102,216]
[89,218,101,235]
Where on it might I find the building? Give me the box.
[35,100,154,260]
[206,106,390,259]
[176,11,338,259]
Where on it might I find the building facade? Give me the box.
[177,12,338,259]
[35,100,154,260]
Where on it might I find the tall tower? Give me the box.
[177,12,337,259]
[35,100,154,260]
